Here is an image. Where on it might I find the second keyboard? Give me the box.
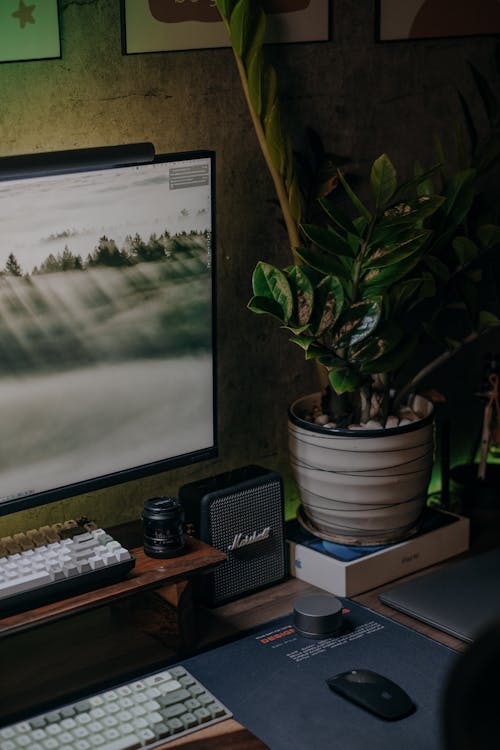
[0,664,233,749]
[0,528,135,615]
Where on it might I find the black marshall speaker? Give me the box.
[179,465,286,607]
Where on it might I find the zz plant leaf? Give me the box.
[333,298,382,348]
[216,0,500,424]
[286,265,314,327]
[371,153,397,214]
[251,261,293,322]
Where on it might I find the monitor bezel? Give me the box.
[0,145,218,517]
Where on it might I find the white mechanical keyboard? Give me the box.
[0,665,232,750]
[0,525,135,614]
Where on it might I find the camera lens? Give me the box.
[142,496,185,558]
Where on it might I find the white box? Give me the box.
[287,509,470,597]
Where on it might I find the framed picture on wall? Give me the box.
[377,0,500,41]
[121,0,330,54]
[0,0,61,63]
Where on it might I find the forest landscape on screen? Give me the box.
[0,150,216,513]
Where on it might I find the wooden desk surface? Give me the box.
[355,571,467,652]
[195,572,466,653]
[0,537,226,638]
[166,719,269,749]
[1,535,484,747]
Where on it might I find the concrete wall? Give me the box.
[1,0,499,534]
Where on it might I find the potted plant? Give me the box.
[215,0,500,543]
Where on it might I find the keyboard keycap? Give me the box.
[0,668,231,750]
[0,527,135,615]
[0,570,53,596]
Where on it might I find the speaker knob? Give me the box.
[293,592,344,638]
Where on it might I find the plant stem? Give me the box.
[220,15,301,260]
[236,55,300,253]
[394,330,480,409]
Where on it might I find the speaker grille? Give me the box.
[208,478,285,605]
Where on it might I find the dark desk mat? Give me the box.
[181,599,458,750]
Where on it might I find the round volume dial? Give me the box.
[293,592,343,638]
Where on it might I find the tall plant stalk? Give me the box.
[215,0,301,257]
[217,0,500,423]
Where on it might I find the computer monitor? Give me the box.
[0,144,217,516]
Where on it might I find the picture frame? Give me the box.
[377,0,500,42]
[0,0,61,63]
[121,0,330,55]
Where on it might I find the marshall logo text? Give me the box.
[228,526,272,552]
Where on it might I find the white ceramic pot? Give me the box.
[288,392,434,545]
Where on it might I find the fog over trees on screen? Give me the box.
[0,228,211,376]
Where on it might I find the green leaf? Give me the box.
[301,223,355,258]
[361,333,419,374]
[215,0,238,19]
[264,102,285,172]
[315,352,347,368]
[478,224,500,248]
[318,197,359,236]
[442,168,477,222]
[379,195,445,228]
[392,163,441,202]
[425,255,450,282]
[362,231,430,271]
[247,49,264,117]
[361,250,425,291]
[247,295,286,321]
[333,298,382,348]
[466,268,482,283]
[479,310,500,330]
[287,265,314,327]
[288,173,302,225]
[243,8,266,71]
[288,263,323,288]
[295,244,349,279]
[390,273,436,311]
[289,334,315,350]
[346,232,363,256]
[469,61,499,125]
[349,322,403,364]
[458,91,478,156]
[353,216,369,235]
[430,183,477,259]
[229,0,258,58]
[444,337,463,350]
[371,153,397,213]
[433,134,447,174]
[285,134,295,189]
[251,261,293,321]
[262,65,277,123]
[416,272,437,300]
[414,161,437,197]
[338,171,372,222]
[310,275,344,336]
[328,367,364,395]
[476,129,500,173]
[452,236,479,266]
[371,221,421,248]
[304,343,325,361]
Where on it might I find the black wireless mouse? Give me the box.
[326,669,416,721]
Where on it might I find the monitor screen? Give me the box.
[0,146,217,516]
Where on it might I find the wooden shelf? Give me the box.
[0,536,226,638]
